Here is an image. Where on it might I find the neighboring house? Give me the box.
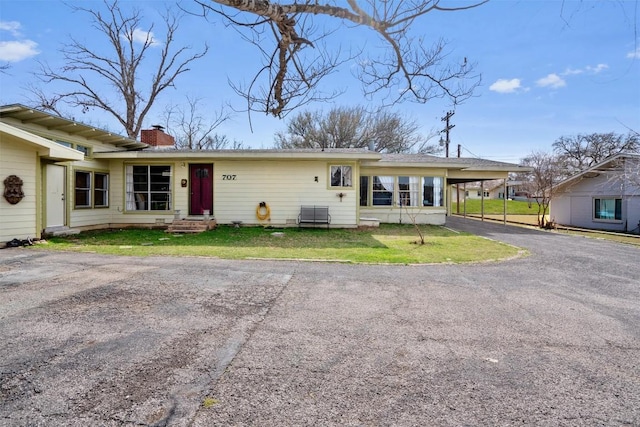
[551,154,640,233]
[1,105,528,243]
[452,179,528,201]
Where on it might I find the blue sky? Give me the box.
[1,0,639,162]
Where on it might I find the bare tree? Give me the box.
[274,106,440,153]
[161,96,241,149]
[193,0,485,118]
[552,132,640,178]
[31,0,208,138]
[520,151,564,228]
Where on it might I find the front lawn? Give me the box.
[451,199,539,215]
[42,224,526,264]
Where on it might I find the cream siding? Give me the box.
[0,137,39,241]
[68,159,116,228]
[212,160,357,227]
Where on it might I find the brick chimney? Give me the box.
[141,125,175,148]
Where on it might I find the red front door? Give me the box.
[189,164,213,215]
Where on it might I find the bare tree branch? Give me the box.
[30,0,208,138]
[192,0,486,117]
[161,96,236,149]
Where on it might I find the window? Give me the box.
[594,198,622,220]
[94,173,109,207]
[423,177,443,207]
[372,176,394,206]
[76,144,90,156]
[359,176,369,207]
[398,176,420,207]
[74,171,109,208]
[361,175,445,207]
[75,171,91,208]
[126,165,171,211]
[330,165,353,187]
[55,140,72,148]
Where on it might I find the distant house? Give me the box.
[551,154,640,233]
[452,179,528,201]
[1,105,529,243]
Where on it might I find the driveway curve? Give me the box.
[1,217,638,426]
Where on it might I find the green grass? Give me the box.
[42,224,526,265]
[452,199,539,215]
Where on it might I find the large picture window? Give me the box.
[361,175,445,207]
[594,198,621,220]
[330,165,353,187]
[126,165,172,211]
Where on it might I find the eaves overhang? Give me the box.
[93,149,383,161]
[0,104,147,150]
[0,121,84,161]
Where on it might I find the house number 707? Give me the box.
[222,174,237,180]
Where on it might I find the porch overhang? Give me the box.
[0,122,84,161]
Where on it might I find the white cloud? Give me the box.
[626,47,640,59]
[562,68,583,76]
[489,78,522,94]
[586,63,608,73]
[131,28,159,46]
[0,40,39,62]
[536,73,566,89]
[0,21,22,37]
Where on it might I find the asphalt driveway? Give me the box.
[1,218,638,426]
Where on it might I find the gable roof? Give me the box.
[554,153,640,191]
[0,104,147,149]
[0,121,84,161]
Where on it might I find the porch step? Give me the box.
[359,217,380,228]
[43,226,81,236]
[166,219,217,234]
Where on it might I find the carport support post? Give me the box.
[503,178,507,225]
[463,183,467,217]
[481,181,485,221]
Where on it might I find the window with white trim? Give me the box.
[594,198,621,221]
[126,165,172,211]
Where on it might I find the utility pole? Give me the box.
[440,110,455,157]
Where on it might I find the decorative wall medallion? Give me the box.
[3,175,25,205]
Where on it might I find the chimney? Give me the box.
[141,125,175,149]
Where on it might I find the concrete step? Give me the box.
[166,219,217,234]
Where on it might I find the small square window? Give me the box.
[330,165,352,187]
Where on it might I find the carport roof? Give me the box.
[365,153,531,171]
